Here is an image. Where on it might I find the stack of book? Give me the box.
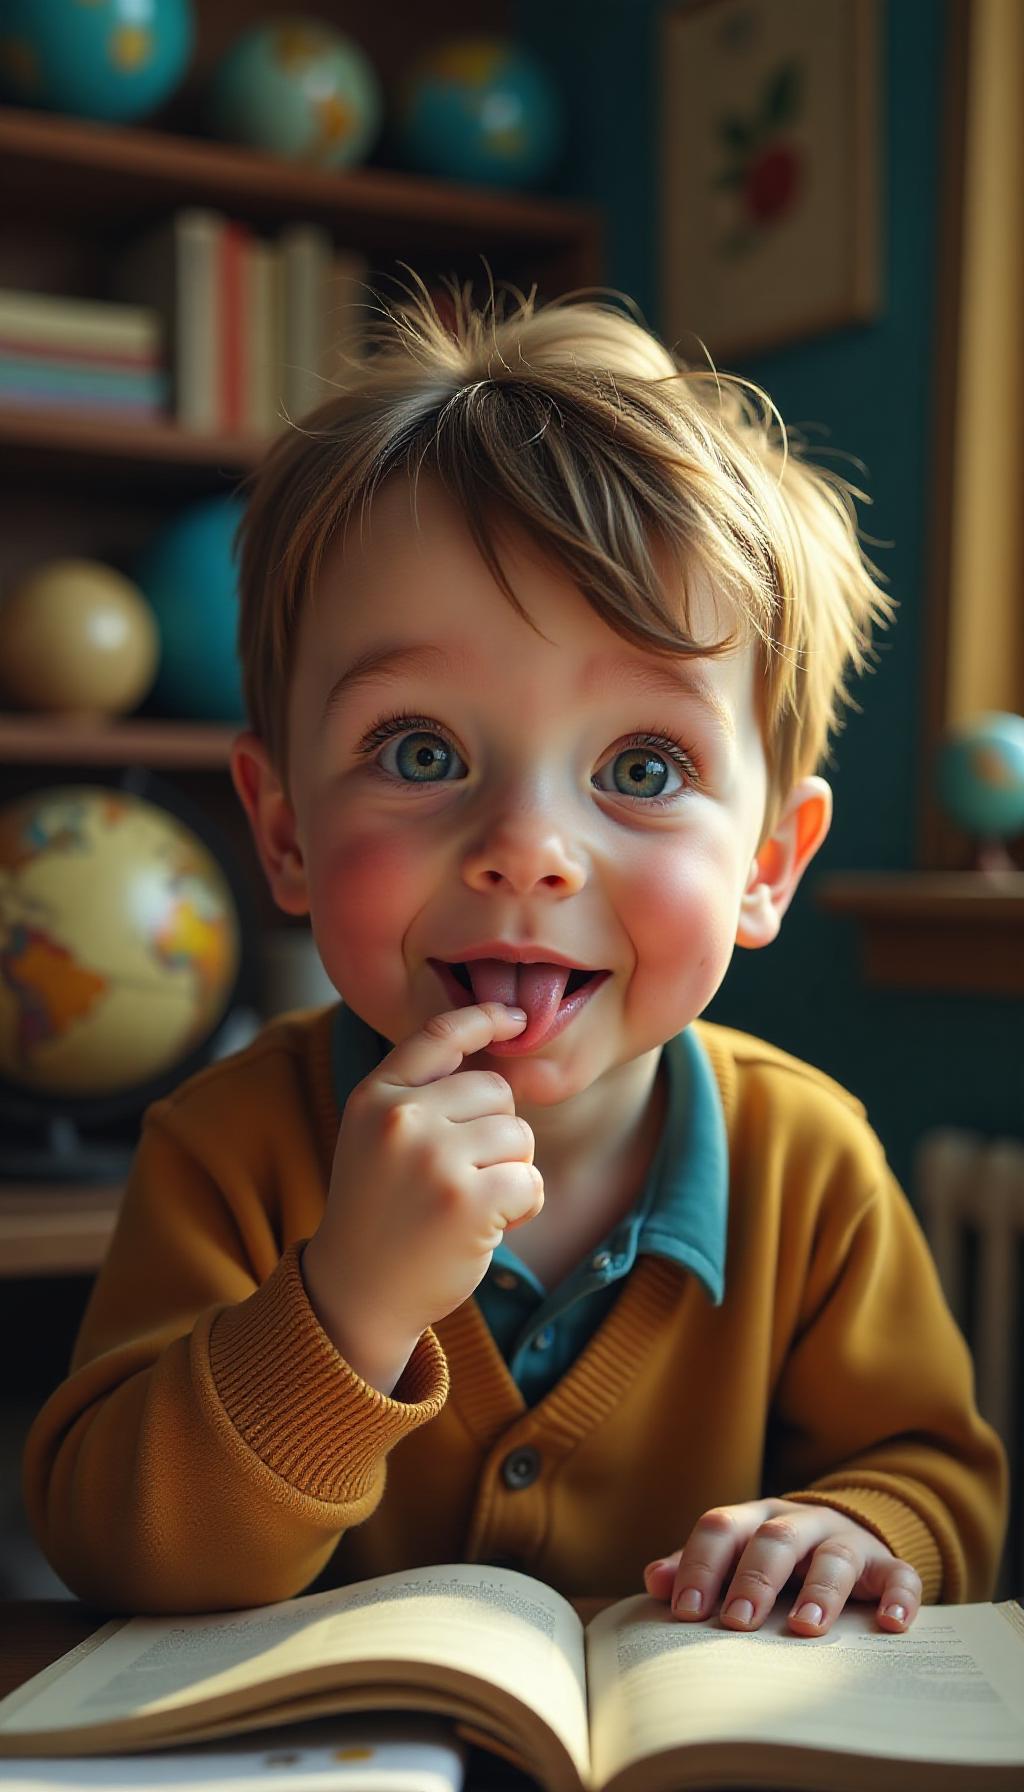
[115,208,370,437]
[0,288,167,420]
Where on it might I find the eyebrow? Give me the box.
[323,642,736,741]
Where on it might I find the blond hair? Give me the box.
[237,276,894,842]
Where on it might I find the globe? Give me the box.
[207,19,381,169]
[0,0,194,125]
[134,495,246,722]
[397,37,564,188]
[0,785,242,1101]
[0,558,158,718]
[937,713,1024,843]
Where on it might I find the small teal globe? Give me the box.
[207,18,381,169]
[0,0,193,124]
[134,496,246,723]
[398,37,564,187]
[937,712,1024,841]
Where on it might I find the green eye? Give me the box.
[391,730,460,782]
[609,747,673,798]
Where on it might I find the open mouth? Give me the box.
[447,962,595,998]
[429,957,611,1052]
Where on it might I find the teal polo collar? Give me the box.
[328,1003,729,1306]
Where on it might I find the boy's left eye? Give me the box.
[356,714,699,804]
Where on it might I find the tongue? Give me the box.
[466,959,571,1038]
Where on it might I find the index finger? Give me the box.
[378,1003,528,1090]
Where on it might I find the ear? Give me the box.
[230,731,309,917]
[736,776,832,950]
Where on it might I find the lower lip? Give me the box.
[428,961,611,1054]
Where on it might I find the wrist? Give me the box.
[300,1237,420,1396]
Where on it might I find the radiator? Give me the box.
[914,1128,1024,1599]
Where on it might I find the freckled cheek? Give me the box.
[304,825,426,994]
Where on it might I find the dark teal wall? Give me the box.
[514,0,1022,1193]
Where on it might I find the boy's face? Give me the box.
[258,477,778,1107]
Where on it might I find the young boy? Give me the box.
[24,284,1006,1631]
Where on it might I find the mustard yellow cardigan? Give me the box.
[23,1008,1007,1613]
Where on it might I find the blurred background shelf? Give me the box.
[0,105,601,281]
[0,406,267,491]
[818,872,1024,996]
[0,1183,121,1278]
[0,715,236,768]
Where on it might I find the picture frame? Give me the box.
[660,0,883,362]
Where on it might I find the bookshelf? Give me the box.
[0,43,602,1280]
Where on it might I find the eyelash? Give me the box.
[353,710,704,805]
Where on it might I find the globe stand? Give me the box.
[0,1113,133,1183]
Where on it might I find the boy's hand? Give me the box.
[302,1002,543,1393]
[644,1498,922,1635]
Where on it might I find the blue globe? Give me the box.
[135,496,246,723]
[0,0,193,124]
[398,37,564,188]
[937,712,1024,841]
[207,19,381,169]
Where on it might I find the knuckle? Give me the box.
[820,1539,861,1575]
[513,1115,535,1153]
[483,1070,515,1105]
[422,1011,461,1041]
[380,1099,421,1140]
[757,1517,802,1551]
[696,1508,739,1542]
[734,1566,776,1596]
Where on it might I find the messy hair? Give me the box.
[236,274,894,842]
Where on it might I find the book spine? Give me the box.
[0,356,169,403]
[244,236,275,437]
[322,249,370,384]
[0,338,161,372]
[280,223,332,419]
[0,387,162,417]
[175,209,222,433]
[0,287,160,354]
[219,219,247,435]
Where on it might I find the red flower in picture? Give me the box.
[713,57,805,254]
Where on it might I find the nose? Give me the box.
[460,801,588,897]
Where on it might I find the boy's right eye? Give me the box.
[356,714,467,784]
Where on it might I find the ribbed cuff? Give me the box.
[208,1242,449,1504]
[783,1483,945,1602]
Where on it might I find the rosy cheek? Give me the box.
[623,844,738,997]
[306,826,422,992]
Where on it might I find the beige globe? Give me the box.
[0,786,241,1099]
[0,558,158,716]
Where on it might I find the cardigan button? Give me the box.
[501,1445,541,1490]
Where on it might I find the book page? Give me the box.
[0,1715,464,1792]
[586,1597,1024,1787]
[0,1567,590,1785]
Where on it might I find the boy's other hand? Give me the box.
[301,1002,543,1393]
[644,1497,922,1636]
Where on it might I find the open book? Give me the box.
[1,1563,1022,1791]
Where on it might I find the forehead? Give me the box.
[301,475,760,734]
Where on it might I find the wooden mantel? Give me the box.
[818,872,1024,997]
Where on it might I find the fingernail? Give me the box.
[723,1598,754,1626]
[882,1603,907,1624]
[673,1587,702,1616]
[508,1008,528,1022]
[792,1601,824,1627]
[644,1559,665,1578]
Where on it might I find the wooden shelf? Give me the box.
[0,1182,120,1278]
[0,405,267,490]
[818,871,1024,996]
[0,107,601,272]
[0,716,236,768]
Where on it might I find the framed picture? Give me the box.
[661,0,883,362]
